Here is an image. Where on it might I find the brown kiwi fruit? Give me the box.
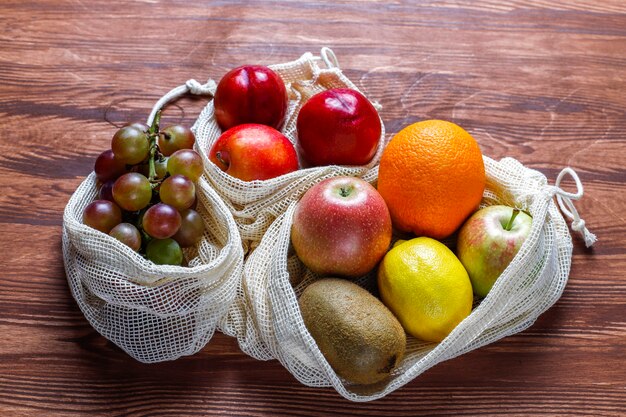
[299,278,406,385]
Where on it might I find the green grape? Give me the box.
[83,200,122,233]
[112,173,152,211]
[158,125,196,156]
[142,203,181,239]
[155,157,168,178]
[109,222,142,251]
[159,174,195,210]
[173,209,205,247]
[140,156,168,180]
[167,149,203,181]
[111,125,149,165]
[146,238,183,266]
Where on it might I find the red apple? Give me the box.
[214,65,288,131]
[209,124,298,181]
[457,205,533,297]
[291,176,392,277]
[296,88,381,167]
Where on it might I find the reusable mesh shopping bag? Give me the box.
[237,155,596,401]
[192,48,388,345]
[62,83,244,363]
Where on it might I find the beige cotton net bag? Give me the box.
[192,48,390,347]
[237,154,596,401]
[193,48,385,252]
[62,82,244,363]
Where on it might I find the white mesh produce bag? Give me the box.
[62,83,244,363]
[237,155,596,401]
[193,48,385,251]
[63,175,243,363]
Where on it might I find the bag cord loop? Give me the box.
[147,79,217,126]
[320,47,339,69]
[553,167,597,247]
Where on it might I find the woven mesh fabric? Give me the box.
[62,174,244,363]
[193,52,385,252]
[237,155,574,401]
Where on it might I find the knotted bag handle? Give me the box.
[551,167,597,247]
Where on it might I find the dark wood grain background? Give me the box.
[1,0,624,415]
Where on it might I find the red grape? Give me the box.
[111,125,149,164]
[99,180,115,202]
[83,200,122,233]
[142,203,181,239]
[167,149,203,181]
[109,222,142,251]
[146,238,183,266]
[124,121,149,132]
[94,149,127,183]
[159,174,195,210]
[158,125,196,156]
[173,209,205,247]
[113,173,152,211]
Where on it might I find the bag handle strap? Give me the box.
[147,79,217,126]
[553,167,597,247]
[320,47,340,69]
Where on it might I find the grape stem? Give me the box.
[147,110,162,185]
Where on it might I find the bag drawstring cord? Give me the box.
[146,79,217,127]
[320,47,339,69]
[553,167,597,247]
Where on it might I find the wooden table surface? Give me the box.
[1,1,625,415]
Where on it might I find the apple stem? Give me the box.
[504,208,520,231]
[339,186,352,197]
[215,151,229,168]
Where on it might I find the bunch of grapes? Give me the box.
[82,111,205,266]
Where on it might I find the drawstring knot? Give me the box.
[185,78,217,95]
[552,167,596,247]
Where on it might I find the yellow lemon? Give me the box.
[378,237,473,342]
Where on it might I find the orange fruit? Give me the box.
[377,120,485,239]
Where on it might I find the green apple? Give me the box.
[457,205,532,297]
